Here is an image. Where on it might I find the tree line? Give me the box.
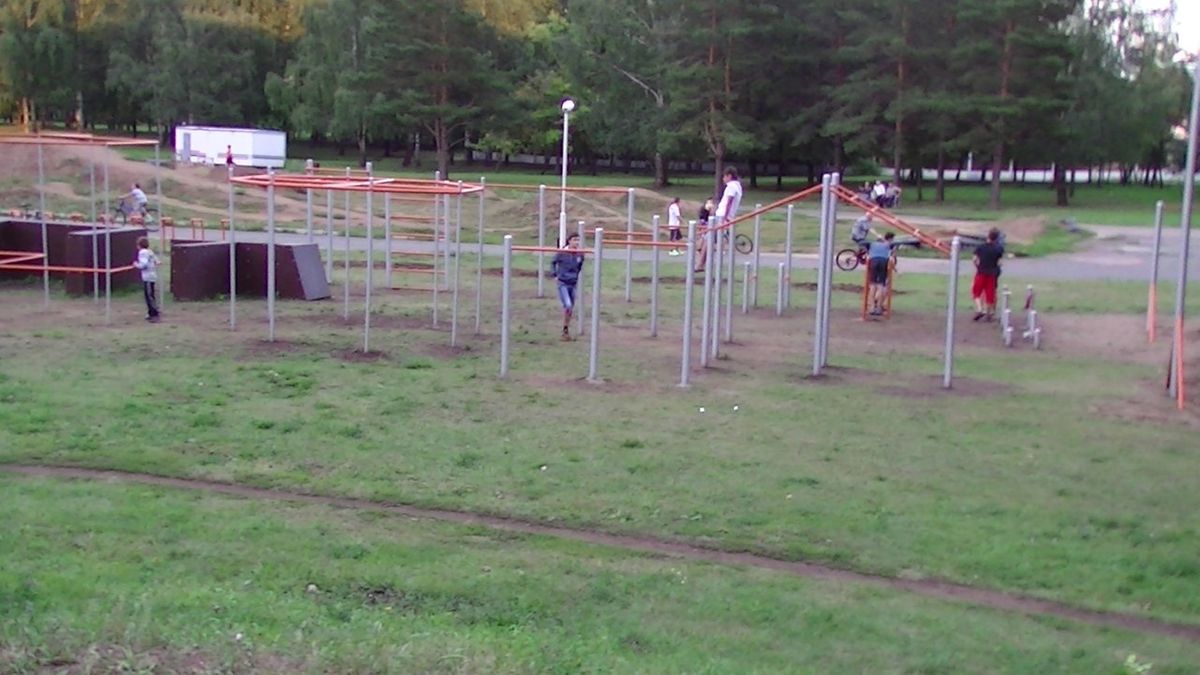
[0,0,1191,207]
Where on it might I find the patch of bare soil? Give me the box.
[922,216,1045,246]
[6,464,1199,643]
[335,347,389,363]
[2,643,304,674]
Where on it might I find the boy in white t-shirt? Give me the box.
[667,197,682,255]
[133,237,161,323]
[715,166,743,224]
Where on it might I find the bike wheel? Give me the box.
[734,233,753,255]
[835,249,860,271]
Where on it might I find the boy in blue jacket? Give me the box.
[551,234,585,341]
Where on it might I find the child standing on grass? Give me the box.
[551,233,584,341]
[667,197,683,255]
[133,237,161,323]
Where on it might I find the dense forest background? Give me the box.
[0,0,1193,206]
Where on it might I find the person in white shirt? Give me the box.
[122,183,149,218]
[133,236,161,322]
[667,197,683,255]
[872,181,887,206]
[715,166,743,224]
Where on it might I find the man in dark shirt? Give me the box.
[551,234,585,341]
[972,229,1004,321]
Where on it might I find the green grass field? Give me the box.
[2,246,1199,672]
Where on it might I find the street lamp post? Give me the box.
[558,98,575,247]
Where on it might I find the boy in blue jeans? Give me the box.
[551,234,585,341]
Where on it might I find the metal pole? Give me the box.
[104,160,111,324]
[700,227,714,368]
[384,193,392,289]
[537,184,547,297]
[588,228,604,382]
[154,142,165,313]
[576,221,586,336]
[343,167,351,320]
[776,263,786,316]
[625,188,634,302]
[90,162,98,303]
[742,261,751,314]
[650,214,660,336]
[432,170,441,326]
[475,177,486,335]
[943,236,962,389]
[784,204,795,308]
[710,230,722,359]
[752,204,762,307]
[680,221,697,387]
[306,189,314,243]
[364,163,374,352]
[1147,200,1164,342]
[267,169,277,342]
[500,235,513,377]
[228,165,237,329]
[821,174,841,367]
[451,184,463,347]
[1169,67,1199,406]
[559,112,570,247]
[813,174,831,375]
[724,212,736,342]
[325,190,334,282]
[37,142,48,308]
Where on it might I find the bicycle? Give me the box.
[113,199,159,226]
[718,230,754,255]
[835,245,868,271]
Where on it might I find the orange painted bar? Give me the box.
[0,263,135,274]
[486,183,628,194]
[512,246,591,255]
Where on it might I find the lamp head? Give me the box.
[560,98,576,113]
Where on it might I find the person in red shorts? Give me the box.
[972,228,1004,321]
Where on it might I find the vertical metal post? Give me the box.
[537,184,547,297]
[742,262,751,314]
[432,171,440,326]
[813,174,831,375]
[943,236,962,389]
[625,188,634,302]
[475,177,486,334]
[680,221,697,387]
[752,204,762,306]
[500,235,513,377]
[104,160,112,324]
[267,169,277,342]
[724,213,736,343]
[588,228,605,382]
[1148,200,1164,342]
[700,227,714,368]
[384,193,392,289]
[821,174,841,366]
[710,231,722,359]
[363,163,374,352]
[343,167,351,320]
[443,194,452,291]
[776,263,786,316]
[576,221,586,336]
[306,189,314,243]
[153,142,166,313]
[451,183,463,347]
[650,214,661,337]
[37,142,48,308]
[228,165,237,329]
[1169,67,1199,408]
[90,162,98,303]
[325,190,334,282]
[784,204,795,308]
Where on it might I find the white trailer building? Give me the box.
[173,125,287,169]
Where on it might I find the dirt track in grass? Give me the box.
[4,464,1198,643]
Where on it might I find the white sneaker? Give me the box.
[669,250,680,256]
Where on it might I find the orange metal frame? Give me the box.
[230,173,484,196]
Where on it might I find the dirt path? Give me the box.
[4,464,1197,642]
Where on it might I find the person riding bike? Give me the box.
[851,214,873,252]
[120,183,150,218]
